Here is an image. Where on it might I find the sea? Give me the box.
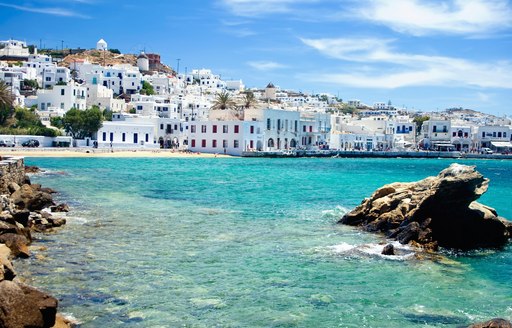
[14,157,512,327]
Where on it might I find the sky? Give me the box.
[1,0,512,115]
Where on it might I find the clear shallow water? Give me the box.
[15,157,512,327]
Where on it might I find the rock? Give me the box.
[7,182,20,194]
[53,313,75,328]
[27,192,54,211]
[468,318,512,328]
[24,165,41,174]
[381,243,395,255]
[0,233,30,258]
[47,217,67,227]
[12,209,31,227]
[0,280,58,328]
[50,203,69,213]
[0,244,16,281]
[339,164,511,250]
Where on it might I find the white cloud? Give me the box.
[356,0,512,36]
[300,37,512,89]
[248,60,287,70]
[0,2,90,18]
[218,0,319,17]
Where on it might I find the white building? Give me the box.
[86,84,126,112]
[36,83,87,112]
[0,40,29,58]
[82,64,142,95]
[450,125,472,151]
[96,39,108,51]
[420,119,452,150]
[245,108,301,151]
[187,120,263,155]
[475,125,512,151]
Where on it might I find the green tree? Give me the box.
[103,108,113,121]
[62,107,103,139]
[413,115,430,134]
[0,81,15,125]
[23,79,39,90]
[141,81,155,95]
[211,91,235,110]
[50,116,64,129]
[14,107,41,128]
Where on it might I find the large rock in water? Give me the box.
[339,164,511,250]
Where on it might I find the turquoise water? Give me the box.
[15,157,512,327]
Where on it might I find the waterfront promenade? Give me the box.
[242,149,512,159]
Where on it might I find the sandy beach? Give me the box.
[1,148,232,158]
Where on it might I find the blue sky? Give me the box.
[1,0,512,115]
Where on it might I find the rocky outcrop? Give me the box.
[0,281,58,328]
[0,158,71,328]
[339,164,511,251]
[468,318,512,328]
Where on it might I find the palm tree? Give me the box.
[242,91,256,109]
[211,90,236,111]
[0,81,15,125]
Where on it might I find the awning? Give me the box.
[433,143,455,147]
[491,141,512,148]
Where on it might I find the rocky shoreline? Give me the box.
[0,156,73,328]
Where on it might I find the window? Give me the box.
[134,133,138,144]
[295,121,298,132]
[309,126,313,133]
[223,140,228,148]
[267,119,271,130]
[137,105,143,110]
[234,125,239,133]
[493,132,497,137]
[212,140,217,148]
[464,132,468,138]
[250,140,254,149]
[433,126,437,132]
[160,124,164,130]
[110,132,114,142]
[234,140,239,148]
[277,119,281,130]
[482,132,485,138]
[145,134,149,142]
[122,133,126,142]
[303,125,306,132]
[223,125,228,133]
[61,89,64,96]
[498,132,502,138]
[191,139,196,147]
[250,125,254,134]
[201,139,206,147]
[102,132,106,141]
[201,125,207,133]
[453,132,456,137]
[504,132,507,138]
[191,125,196,133]
[60,103,64,109]
[213,125,217,133]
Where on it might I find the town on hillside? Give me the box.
[1,38,511,156]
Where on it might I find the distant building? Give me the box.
[0,39,29,59]
[96,39,108,51]
[137,52,149,72]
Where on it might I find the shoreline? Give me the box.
[1,148,232,158]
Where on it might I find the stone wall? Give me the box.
[0,156,26,194]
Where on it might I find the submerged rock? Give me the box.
[468,318,512,328]
[339,164,511,251]
[381,243,395,255]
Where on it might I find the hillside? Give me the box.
[60,50,174,74]
[60,50,137,67]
